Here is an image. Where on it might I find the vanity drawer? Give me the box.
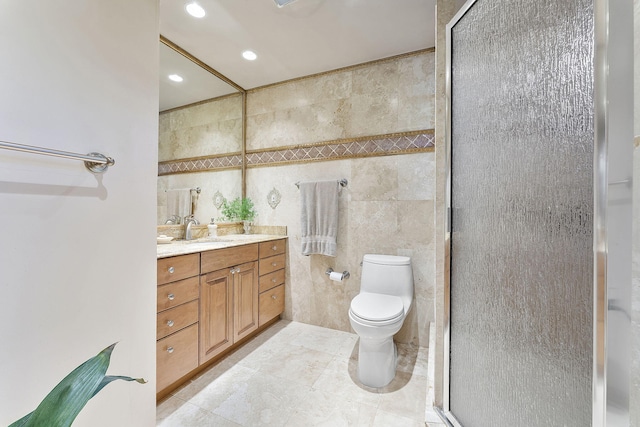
[259,284,285,326]
[259,239,286,257]
[156,323,199,391]
[259,253,285,276]
[157,253,200,285]
[259,268,285,293]
[156,300,199,340]
[157,276,199,312]
[201,243,258,274]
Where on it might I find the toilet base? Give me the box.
[357,336,397,388]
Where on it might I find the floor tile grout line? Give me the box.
[157,320,431,426]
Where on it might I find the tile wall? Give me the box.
[158,93,243,161]
[245,50,436,346]
[157,93,243,225]
[157,50,437,347]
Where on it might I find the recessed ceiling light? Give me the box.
[274,0,298,7]
[242,50,257,61]
[185,2,206,18]
[168,74,184,82]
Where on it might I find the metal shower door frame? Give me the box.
[437,0,633,425]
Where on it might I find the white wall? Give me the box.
[0,2,158,426]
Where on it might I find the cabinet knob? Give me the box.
[272,245,277,251]
[272,278,277,283]
[168,266,175,274]
[167,346,174,354]
[230,268,235,275]
[272,294,277,300]
[272,262,277,267]
[168,293,175,301]
[167,320,174,327]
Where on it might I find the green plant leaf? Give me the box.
[219,197,257,222]
[92,375,147,398]
[8,412,32,427]
[9,343,145,427]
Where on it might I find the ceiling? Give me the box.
[159,0,438,111]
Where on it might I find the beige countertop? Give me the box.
[157,234,287,259]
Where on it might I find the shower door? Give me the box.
[441,0,633,425]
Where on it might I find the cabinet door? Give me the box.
[156,300,199,340]
[259,239,286,257]
[259,253,286,276]
[157,253,199,285]
[200,269,234,364]
[259,284,285,326]
[157,276,199,312]
[259,268,285,293]
[157,323,199,392]
[233,261,259,342]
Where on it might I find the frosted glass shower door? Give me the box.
[446,0,595,425]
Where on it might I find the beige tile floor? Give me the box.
[157,320,441,426]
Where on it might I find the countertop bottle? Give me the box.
[207,219,218,237]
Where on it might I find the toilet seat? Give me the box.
[350,292,404,325]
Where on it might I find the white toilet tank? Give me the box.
[361,254,413,314]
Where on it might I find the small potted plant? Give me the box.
[220,197,257,234]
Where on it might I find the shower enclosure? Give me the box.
[438,0,634,426]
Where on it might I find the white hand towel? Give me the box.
[166,189,192,222]
[299,180,340,257]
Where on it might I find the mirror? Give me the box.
[157,39,244,226]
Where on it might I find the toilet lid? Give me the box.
[363,254,411,266]
[350,292,404,322]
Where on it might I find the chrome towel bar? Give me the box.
[0,140,115,173]
[164,187,200,193]
[295,178,347,189]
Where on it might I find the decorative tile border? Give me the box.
[158,153,242,176]
[158,130,434,176]
[247,130,434,168]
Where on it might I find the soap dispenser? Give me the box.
[207,219,218,237]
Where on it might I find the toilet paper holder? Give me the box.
[325,268,350,280]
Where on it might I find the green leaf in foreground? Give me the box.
[9,343,146,427]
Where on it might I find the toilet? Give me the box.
[348,254,413,388]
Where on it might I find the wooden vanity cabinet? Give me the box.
[156,253,200,392]
[157,238,287,398]
[199,244,259,364]
[258,239,286,326]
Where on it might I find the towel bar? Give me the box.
[295,178,347,189]
[0,140,114,173]
[164,187,201,193]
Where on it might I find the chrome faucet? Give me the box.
[165,214,181,225]
[184,215,199,240]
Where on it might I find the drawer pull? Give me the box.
[272,245,277,251]
[168,266,175,274]
[167,293,175,301]
[272,278,277,283]
[167,320,174,327]
[167,346,174,354]
[272,294,277,300]
[272,262,277,267]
